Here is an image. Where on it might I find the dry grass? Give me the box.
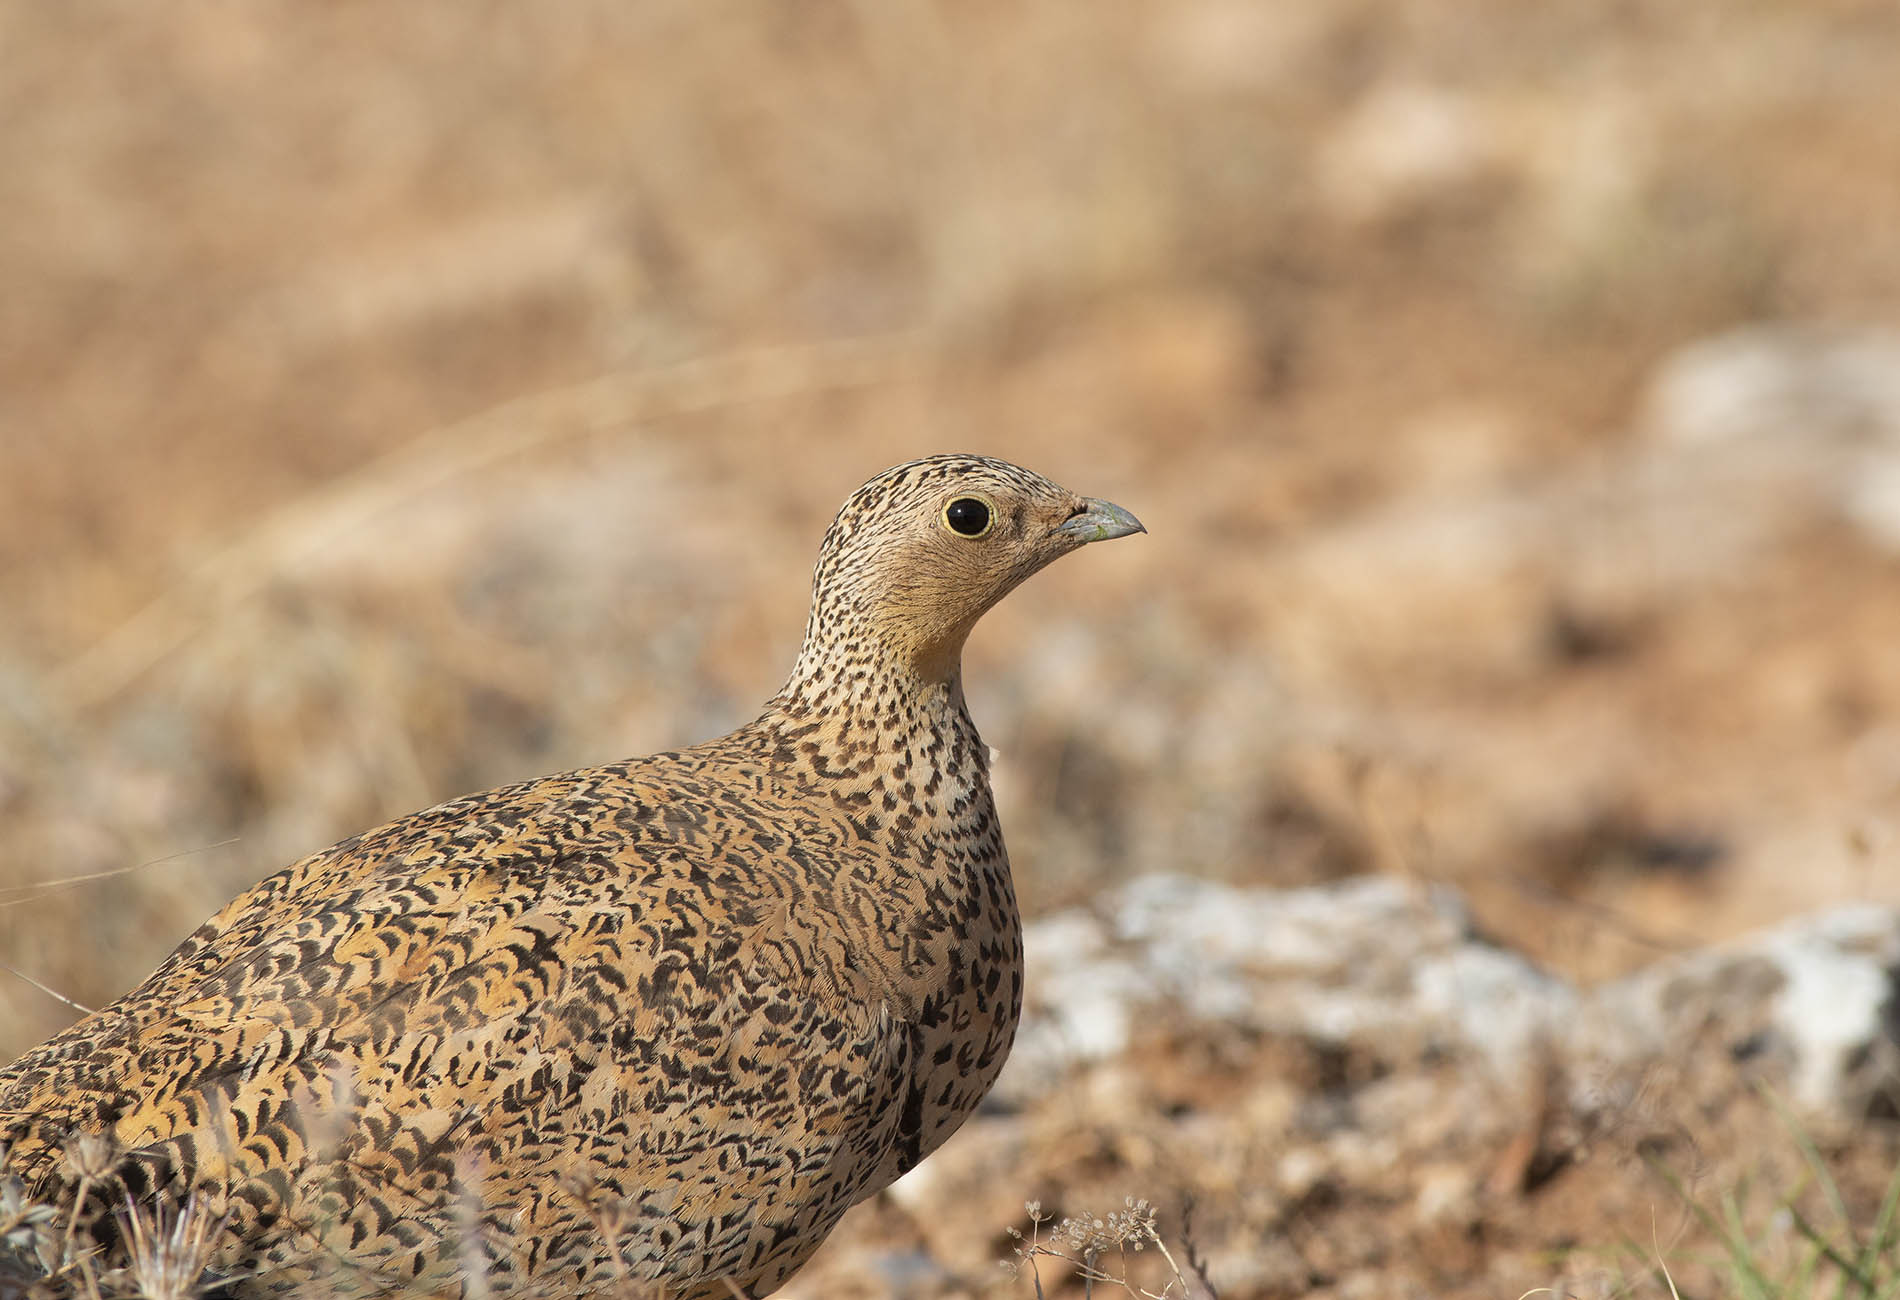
[1007,1199,1217,1300]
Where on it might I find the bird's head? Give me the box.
[785,454,1145,696]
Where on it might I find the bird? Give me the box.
[0,453,1145,1299]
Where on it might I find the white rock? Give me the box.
[1005,873,1900,1128]
[1643,325,1900,449]
[1639,323,1900,552]
[1761,904,1898,1113]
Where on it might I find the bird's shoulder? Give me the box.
[150,730,844,996]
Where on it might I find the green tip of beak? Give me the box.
[1058,497,1146,543]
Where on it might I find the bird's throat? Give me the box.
[766,662,989,817]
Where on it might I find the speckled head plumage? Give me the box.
[783,454,1144,696]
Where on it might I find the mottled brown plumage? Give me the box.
[0,455,1143,1298]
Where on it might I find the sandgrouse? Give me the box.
[0,454,1144,1298]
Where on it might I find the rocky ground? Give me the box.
[789,878,1900,1299]
[2,3,1899,1296]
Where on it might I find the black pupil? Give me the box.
[945,497,990,536]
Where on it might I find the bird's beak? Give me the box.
[1057,497,1146,543]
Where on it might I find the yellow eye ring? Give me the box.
[940,494,995,538]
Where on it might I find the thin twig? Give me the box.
[0,839,240,908]
[0,963,95,1016]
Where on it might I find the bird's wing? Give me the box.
[163,882,908,1294]
[1,764,914,1295]
[0,769,602,1155]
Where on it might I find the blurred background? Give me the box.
[2,2,1899,1293]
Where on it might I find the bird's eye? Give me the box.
[941,495,994,538]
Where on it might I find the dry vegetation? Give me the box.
[2,1,1900,1296]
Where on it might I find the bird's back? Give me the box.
[1,715,1022,1297]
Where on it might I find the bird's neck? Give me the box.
[762,656,990,816]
